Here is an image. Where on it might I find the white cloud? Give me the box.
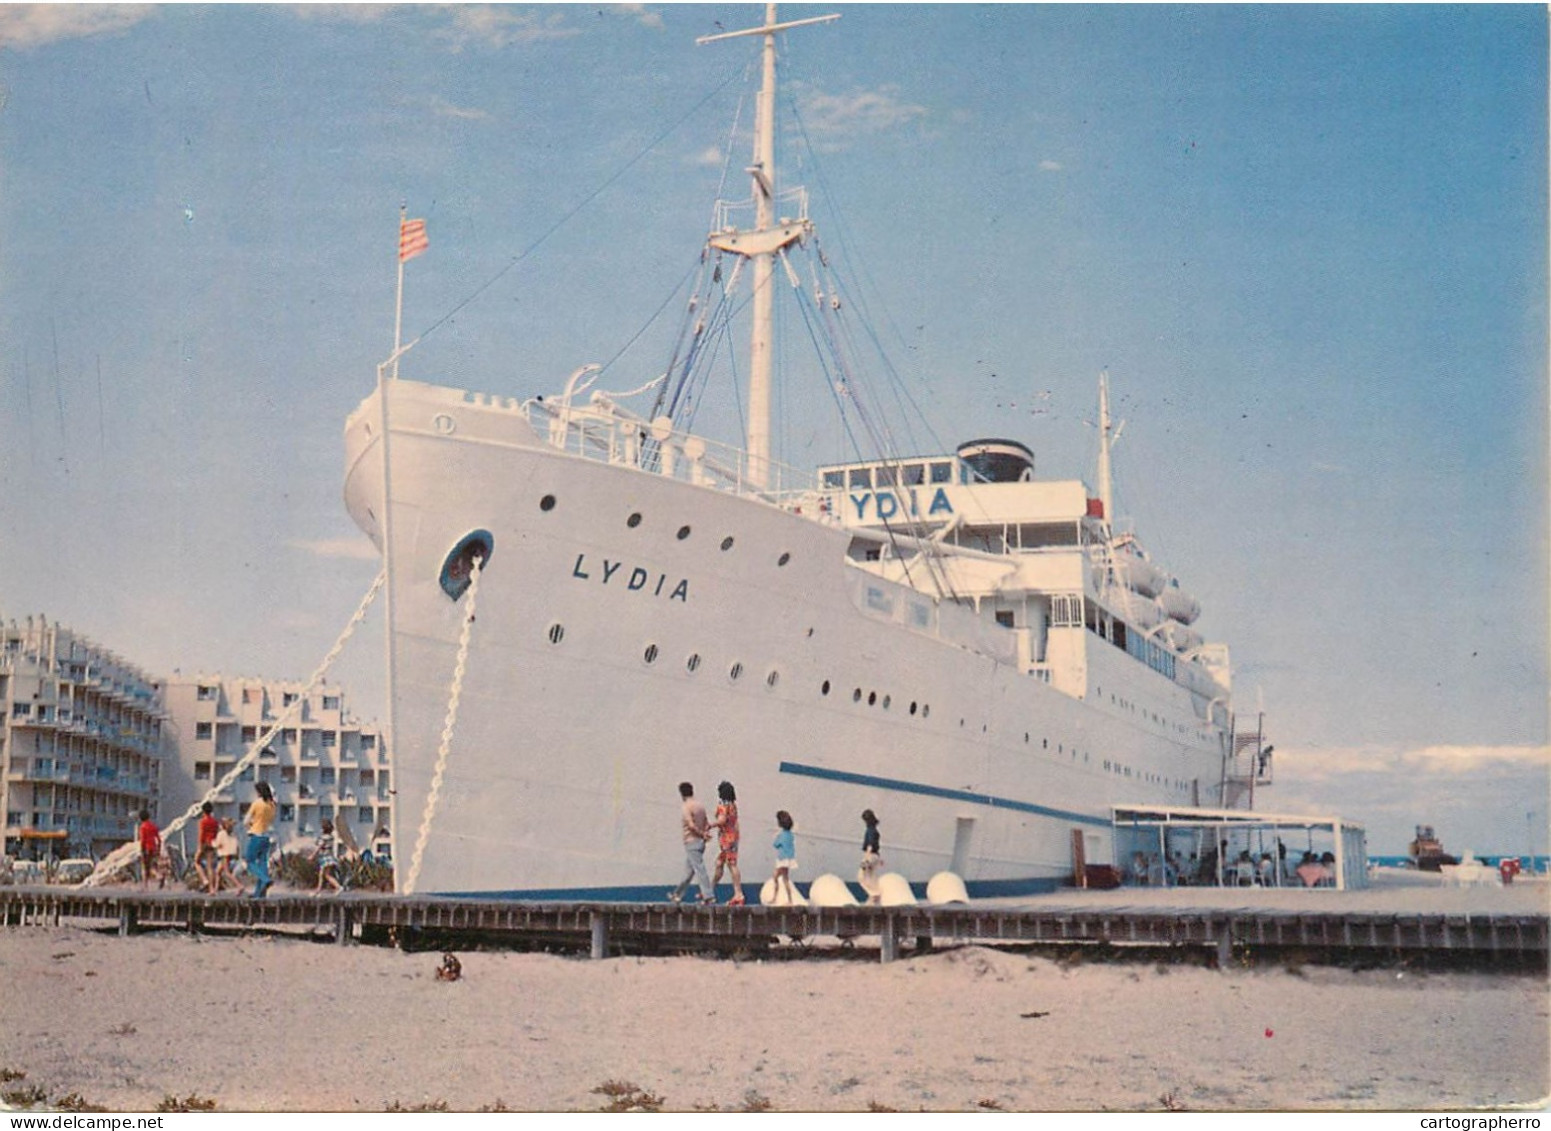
[429,95,491,122]
[0,4,155,51]
[433,6,582,52]
[690,145,726,168]
[1284,742,1550,783]
[793,82,928,151]
[605,4,664,30]
[1039,159,1064,172]
[288,536,380,562]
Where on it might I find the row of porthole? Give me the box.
[545,622,1192,791]
[819,679,931,719]
[538,494,793,568]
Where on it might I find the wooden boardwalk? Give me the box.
[2,885,1545,963]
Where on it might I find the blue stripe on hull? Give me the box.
[432,874,1068,903]
[777,760,1113,829]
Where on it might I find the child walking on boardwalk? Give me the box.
[312,819,344,895]
[771,810,797,905]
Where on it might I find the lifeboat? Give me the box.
[1114,546,1166,598]
[1158,621,1203,653]
[1159,579,1201,625]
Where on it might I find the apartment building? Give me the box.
[160,675,391,860]
[0,616,164,860]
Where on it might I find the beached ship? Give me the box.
[342,6,1265,899]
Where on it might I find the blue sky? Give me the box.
[0,4,1544,855]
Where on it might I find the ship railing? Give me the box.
[522,398,816,506]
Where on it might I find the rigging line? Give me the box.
[412,69,744,348]
[786,104,948,459]
[598,254,704,382]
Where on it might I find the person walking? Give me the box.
[771,810,797,905]
[667,781,714,904]
[312,819,344,896]
[244,781,277,898]
[858,808,883,904]
[213,817,241,893]
[136,809,161,891]
[708,781,745,906]
[194,802,220,893]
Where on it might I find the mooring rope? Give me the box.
[80,569,387,888]
[402,554,484,895]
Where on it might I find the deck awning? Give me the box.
[1111,804,1368,891]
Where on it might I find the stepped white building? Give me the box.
[160,676,392,860]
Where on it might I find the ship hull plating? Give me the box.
[346,380,1225,898]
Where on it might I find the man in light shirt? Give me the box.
[667,781,714,904]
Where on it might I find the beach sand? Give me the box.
[0,876,1546,1114]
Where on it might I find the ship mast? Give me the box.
[699,4,838,489]
[1096,370,1116,535]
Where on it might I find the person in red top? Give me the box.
[136,810,161,890]
[194,802,221,893]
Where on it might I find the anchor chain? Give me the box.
[81,569,388,888]
[402,553,484,895]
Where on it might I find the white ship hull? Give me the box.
[345,378,1230,898]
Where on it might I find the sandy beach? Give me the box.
[0,872,1546,1114]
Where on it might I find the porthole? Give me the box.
[922,704,930,719]
[627,512,643,528]
[867,691,877,707]
[643,644,659,665]
[686,653,701,673]
[882,695,891,710]
[720,536,735,552]
[765,670,779,690]
[540,494,556,512]
[439,530,494,601]
[433,413,455,435]
[677,525,692,541]
[777,552,791,566]
[547,624,565,645]
[909,702,917,716]
[821,680,831,696]
[729,662,743,681]
[852,688,863,703]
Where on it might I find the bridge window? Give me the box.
[848,467,872,489]
[929,462,952,484]
[901,464,925,486]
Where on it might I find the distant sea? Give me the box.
[1369,854,1549,874]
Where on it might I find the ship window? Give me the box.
[848,467,872,489]
[867,691,877,706]
[995,611,1014,629]
[821,680,830,696]
[777,552,791,567]
[627,512,642,528]
[929,462,952,484]
[909,701,917,715]
[922,704,930,719]
[643,644,659,665]
[822,469,844,489]
[540,495,556,511]
[677,525,692,541]
[852,688,863,703]
[547,624,565,645]
[882,695,891,710]
[720,536,734,552]
[875,465,898,487]
[901,464,925,486]
[686,653,701,673]
[728,662,743,681]
[765,671,779,690]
